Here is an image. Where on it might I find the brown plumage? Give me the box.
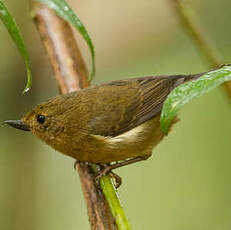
[5,73,202,168]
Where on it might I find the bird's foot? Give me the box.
[95,165,122,189]
[74,161,121,188]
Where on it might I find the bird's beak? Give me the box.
[3,120,30,131]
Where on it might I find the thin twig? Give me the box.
[169,0,231,100]
[30,2,122,229]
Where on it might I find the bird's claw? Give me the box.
[74,161,122,188]
[109,171,122,188]
[95,166,122,189]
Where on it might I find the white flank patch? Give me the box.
[108,124,145,144]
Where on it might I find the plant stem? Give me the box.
[100,176,131,230]
[169,0,231,100]
[92,165,131,230]
[31,2,130,229]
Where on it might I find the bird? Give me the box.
[4,72,203,186]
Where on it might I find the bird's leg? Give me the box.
[95,156,148,188]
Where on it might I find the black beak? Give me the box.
[3,120,30,131]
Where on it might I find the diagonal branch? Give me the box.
[169,0,231,100]
[30,2,117,229]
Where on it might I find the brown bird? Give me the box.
[4,73,202,186]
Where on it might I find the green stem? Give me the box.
[100,176,131,230]
[92,165,131,230]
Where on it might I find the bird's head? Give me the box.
[3,93,78,145]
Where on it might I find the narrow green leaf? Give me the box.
[160,65,231,134]
[0,1,31,93]
[37,0,95,80]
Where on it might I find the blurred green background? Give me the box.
[1,0,231,229]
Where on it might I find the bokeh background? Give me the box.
[1,0,231,229]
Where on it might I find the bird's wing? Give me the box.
[90,75,189,137]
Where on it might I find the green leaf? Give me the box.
[160,65,231,134]
[37,0,95,81]
[0,1,31,93]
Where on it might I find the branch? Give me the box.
[30,2,122,229]
[169,0,231,100]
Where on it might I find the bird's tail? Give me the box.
[173,71,205,89]
[179,64,230,86]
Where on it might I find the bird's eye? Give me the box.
[37,114,46,124]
